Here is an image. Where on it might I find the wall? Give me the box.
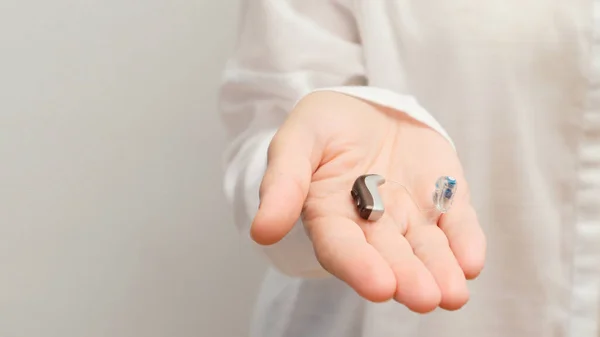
[0,1,266,336]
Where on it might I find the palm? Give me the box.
[253,92,486,313]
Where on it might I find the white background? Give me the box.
[0,1,267,336]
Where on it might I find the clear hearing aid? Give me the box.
[432,176,457,213]
[351,174,458,221]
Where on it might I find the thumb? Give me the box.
[251,117,322,245]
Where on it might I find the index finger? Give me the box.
[305,215,397,303]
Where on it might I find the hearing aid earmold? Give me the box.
[350,174,457,221]
[432,175,457,213]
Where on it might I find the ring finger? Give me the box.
[404,217,469,310]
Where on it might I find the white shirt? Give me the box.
[218,1,600,336]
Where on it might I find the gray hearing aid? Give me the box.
[350,174,386,221]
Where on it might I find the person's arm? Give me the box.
[219,0,454,278]
[219,0,364,278]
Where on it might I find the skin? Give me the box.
[251,91,487,314]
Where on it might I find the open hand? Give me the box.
[252,91,486,313]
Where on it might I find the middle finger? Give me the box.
[365,213,442,313]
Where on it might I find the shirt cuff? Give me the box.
[311,86,455,150]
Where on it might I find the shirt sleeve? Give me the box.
[218,0,455,278]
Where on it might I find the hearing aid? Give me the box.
[351,174,457,221]
[350,174,386,221]
[432,175,457,213]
